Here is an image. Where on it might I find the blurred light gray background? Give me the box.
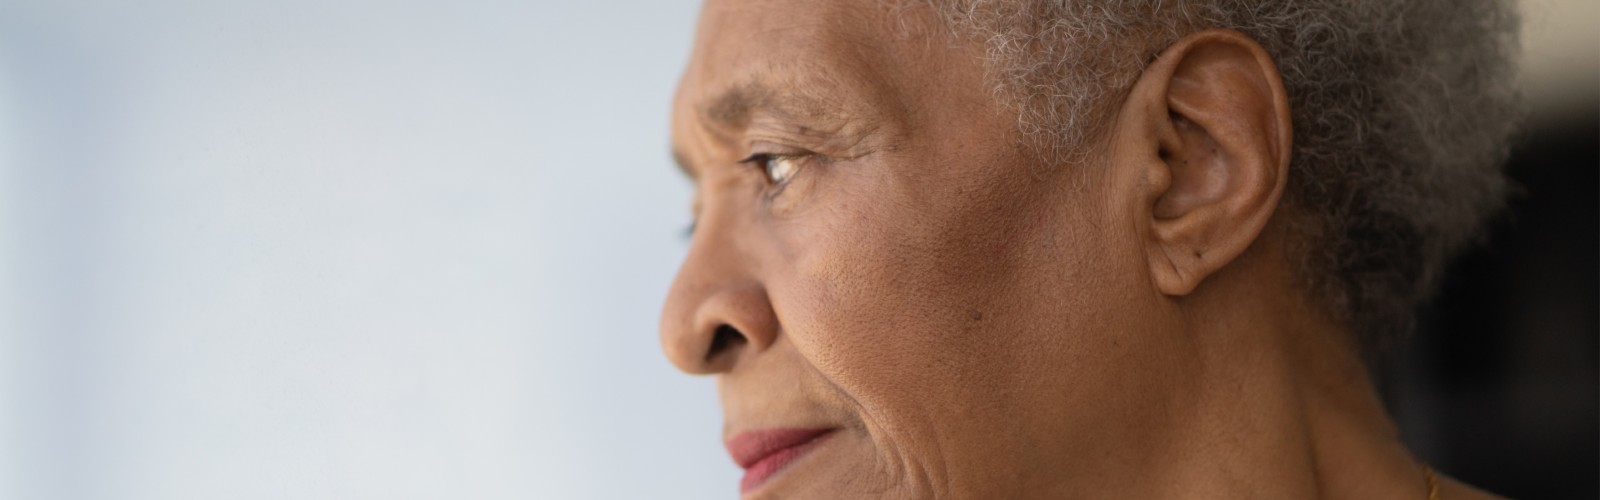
[0,0,1591,499]
[1,1,724,499]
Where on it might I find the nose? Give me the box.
[659,221,780,375]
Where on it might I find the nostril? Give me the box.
[707,324,748,364]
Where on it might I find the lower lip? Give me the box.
[739,430,836,494]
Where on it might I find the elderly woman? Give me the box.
[659,0,1519,498]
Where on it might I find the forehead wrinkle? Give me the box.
[680,8,919,161]
[694,52,876,126]
[698,73,844,133]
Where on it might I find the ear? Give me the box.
[1110,29,1292,297]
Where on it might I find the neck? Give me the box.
[1159,238,1432,499]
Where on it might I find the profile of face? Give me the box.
[662,0,1300,498]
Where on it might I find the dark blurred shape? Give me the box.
[1387,103,1598,498]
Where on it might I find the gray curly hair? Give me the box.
[924,0,1522,357]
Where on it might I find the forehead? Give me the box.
[671,0,928,151]
[682,0,890,87]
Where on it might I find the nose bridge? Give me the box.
[659,212,778,375]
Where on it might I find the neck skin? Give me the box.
[1153,222,1433,500]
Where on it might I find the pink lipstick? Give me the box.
[726,428,836,494]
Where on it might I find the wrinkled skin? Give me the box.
[660,1,1498,499]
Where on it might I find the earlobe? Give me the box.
[1114,29,1293,297]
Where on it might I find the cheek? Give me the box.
[768,196,1008,494]
[774,164,1016,394]
[765,161,1122,461]
[761,155,1186,490]
[783,203,1137,399]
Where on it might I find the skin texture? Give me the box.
[660,1,1502,498]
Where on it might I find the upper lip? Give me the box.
[725,428,836,469]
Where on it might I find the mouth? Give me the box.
[726,427,838,494]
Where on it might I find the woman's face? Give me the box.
[663,0,1199,497]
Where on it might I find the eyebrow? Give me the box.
[673,80,833,181]
[709,77,842,129]
[704,83,769,128]
[670,84,772,182]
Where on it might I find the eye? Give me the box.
[740,153,804,187]
[762,155,801,185]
